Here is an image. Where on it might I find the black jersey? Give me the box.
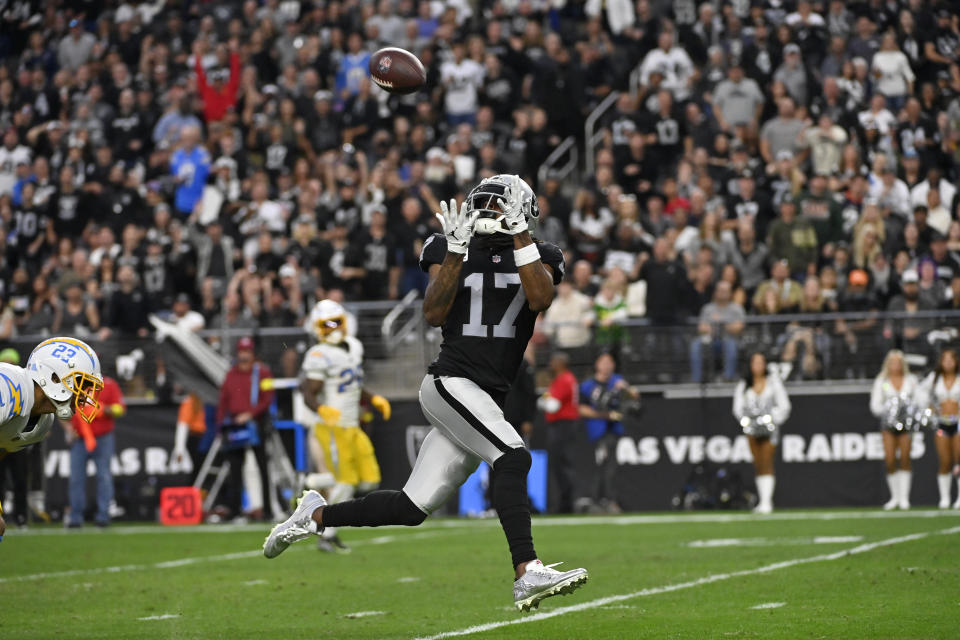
[419,234,564,396]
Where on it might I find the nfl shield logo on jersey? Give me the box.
[492,255,501,263]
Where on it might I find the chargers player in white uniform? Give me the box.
[299,299,391,553]
[0,337,103,538]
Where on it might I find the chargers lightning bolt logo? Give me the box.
[0,373,24,415]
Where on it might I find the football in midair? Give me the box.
[369,47,426,95]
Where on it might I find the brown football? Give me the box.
[369,47,426,95]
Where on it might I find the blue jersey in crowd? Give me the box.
[336,52,371,96]
[171,145,211,215]
[579,374,626,442]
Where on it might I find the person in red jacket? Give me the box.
[193,39,240,123]
[538,353,580,513]
[66,376,125,528]
[216,336,275,521]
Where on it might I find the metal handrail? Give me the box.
[628,59,645,97]
[380,289,422,351]
[537,135,578,186]
[583,90,619,177]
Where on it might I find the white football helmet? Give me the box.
[468,174,540,236]
[306,300,348,344]
[26,337,104,422]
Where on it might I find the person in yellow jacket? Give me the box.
[299,299,391,552]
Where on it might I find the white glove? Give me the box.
[435,198,478,254]
[496,175,528,235]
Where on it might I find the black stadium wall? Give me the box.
[40,391,941,519]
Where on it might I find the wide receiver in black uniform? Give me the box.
[264,174,588,611]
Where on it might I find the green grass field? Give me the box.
[2,510,959,639]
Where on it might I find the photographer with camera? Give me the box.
[578,352,639,514]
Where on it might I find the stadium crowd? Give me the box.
[1,1,960,382]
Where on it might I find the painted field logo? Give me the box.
[378,56,393,75]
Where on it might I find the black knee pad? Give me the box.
[494,447,532,475]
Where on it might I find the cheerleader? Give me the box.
[869,350,920,510]
[733,352,792,514]
[916,349,960,509]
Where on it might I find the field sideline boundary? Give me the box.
[10,508,960,538]
[412,524,960,640]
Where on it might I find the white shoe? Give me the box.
[513,560,588,612]
[939,498,950,509]
[753,503,773,514]
[263,490,326,559]
[898,500,910,510]
[882,497,898,511]
[953,497,960,510]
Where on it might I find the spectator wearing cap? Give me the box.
[883,268,935,357]
[760,97,805,169]
[929,233,960,282]
[58,19,97,72]
[440,40,485,127]
[216,337,275,521]
[193,39,240,123]
[170,125,211,216]
[774,43,809,106]
[767,196,818,276]
[712,61,765,134]
[835,268,880,371]
[171,293,205,331]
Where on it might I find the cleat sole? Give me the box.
[515,572,589,611]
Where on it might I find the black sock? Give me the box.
[322,490,427,528]
[492,449,537,570]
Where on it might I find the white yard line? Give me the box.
[687,535,863,548]
[137,614,181,621]
[0,530,450,584]
[12,509,960,537]
[412,525,960,640]
[750,602,786,610]
[344,610,387,618]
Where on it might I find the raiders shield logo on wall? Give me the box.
[405,425,432,468]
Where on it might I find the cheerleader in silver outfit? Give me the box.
[916,349,960,509]
[869,350,920,510]
[733,352,791,514]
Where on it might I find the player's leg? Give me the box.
[9,450,28,526]
[264,426,476,558]
[318,426,360,553]
[881,430,899,510]
[420,375,588,610]
[353,428,381,494]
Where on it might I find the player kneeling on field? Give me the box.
[265,175,588,611]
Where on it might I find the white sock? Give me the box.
[322,526,338,539]
[756,474,775,508]
[898,470,911,507]
[955,477,960,503]
[937,474,952,505]
[885,473,898,503]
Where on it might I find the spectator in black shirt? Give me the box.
[640,237,689,325]
[102,264,151,339]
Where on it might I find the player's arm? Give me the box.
[423,199,478,327]
[301,377,324,414]
[360,388,391,420]
[499,177,555,311]
[513,231,555,312]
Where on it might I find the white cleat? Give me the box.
[939,498,951,510]
[953,497,960,510]
[513,560,588,612]
[882,497,898,511]
[263,490,326,559]
[753,504,773,514]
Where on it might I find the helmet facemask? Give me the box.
[467,175,539,250]
[315,314,347,344]
[53,371,104,422]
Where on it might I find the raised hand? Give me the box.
[496,175,528,235]
[436,198,479,254]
